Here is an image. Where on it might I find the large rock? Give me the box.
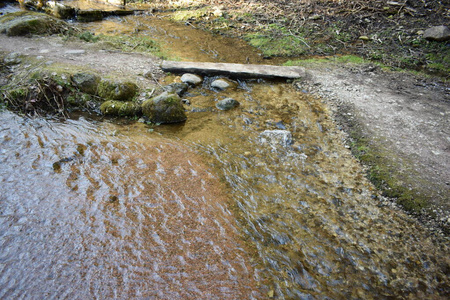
[97,80,138,101]
[71,72,100,95]
[0,11,70,36]
[142,92,187,124]
[423,25,450,42]
[259,130,293,148]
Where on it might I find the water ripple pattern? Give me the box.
[0,111,259,299]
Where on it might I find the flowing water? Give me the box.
[1,2,449,299]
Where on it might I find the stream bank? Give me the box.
[1,3,449,299]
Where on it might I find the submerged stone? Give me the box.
[211,78,233,90]
[142,92,186,124]
[0,11,69,36]
[100,100,141,116]
[216,98,239,111]
[163,82,188,97]
[97,80,138,101]
[259,130,293,148]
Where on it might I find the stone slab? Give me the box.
[161,61,306,79]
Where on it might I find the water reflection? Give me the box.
[0,111,259,299]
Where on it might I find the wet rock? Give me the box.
[211,78,232,90]
[100,100,141,116]
[0,11,70,36]
[423,25,450,42]
[142,92,187,124]
[163,82,188,97]
[216,98,239,111]
[259,130,293,148]
[49,2,76,20]
[3,52,21,65]
[76,10,103,22]
[71,72,100,95]
[181,73,202,86]
[97,80,138,101]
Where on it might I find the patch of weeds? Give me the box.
[245,29,309,57]
[171,8,208,22]
[284,55,366,66]
[77,31,99,43]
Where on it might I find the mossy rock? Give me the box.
[71,72,100,95]
[0,11,70,36]
[100,100,141,116]
[97,80,138,101]
[142,92,186,124]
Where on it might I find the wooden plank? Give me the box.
[161,61,306,79]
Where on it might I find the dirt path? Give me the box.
[1,33,449,233]
[0,34,165,86]
[302,62,449,231]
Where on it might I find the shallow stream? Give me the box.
[0,2,449,299]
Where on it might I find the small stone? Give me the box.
[64,50,86,55]
[163,82,188,96]
[259,130,293,148]
[211,78,231,90]
[181,73,203,86]
[216,98,240,111]
[423,25,450,42]
[4,52,21,65]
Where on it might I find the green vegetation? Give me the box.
[350,135,428,212]
[284,55,366,66]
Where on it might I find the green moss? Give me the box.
[142,93,186,124]
[77,31,99,43]
[0,11,68,36]
[245,29,309,57]
[171,9,208,22]
[97,80,138,101]
[284,55,366,66]
[349,134,429,213]
[100,100,141,116]
[67,93,93,107]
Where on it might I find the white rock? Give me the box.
[259,130,293,148]
[180,73,202,85]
